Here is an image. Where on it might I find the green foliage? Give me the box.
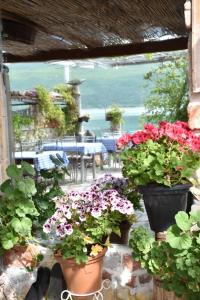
[129,211,200,298]
[121,138,200,187]
[0,162,38,253]
[55,84,79,135]
[142,57,189,123]
[36,86,65,133]
[106,105,124,130]
[33,155,69,228]
[12,113,33,142]
[56,228,89,264]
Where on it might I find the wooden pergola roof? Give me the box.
[1,0,188,62]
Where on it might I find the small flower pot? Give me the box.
[55,248,107,295]
[139,184,191,233]
[110,221,132,244]
[78,116,89,122]
[3,244,40,268]
[105,114,113,121]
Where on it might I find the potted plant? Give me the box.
[89,174,141,244]
[0,162,40,268]
[106,105,123,132]
[129,210,200,299]
[78,114,90,122]
[43,188,134,295]
[117,121,200,233]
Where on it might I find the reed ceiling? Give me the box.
[0,0,188,62]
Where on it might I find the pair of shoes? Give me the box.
[25,267,50,300]
[46,263,66,299]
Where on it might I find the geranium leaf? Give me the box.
[175,211,191,231]
[6,165,22,180]
[167,226,192,250]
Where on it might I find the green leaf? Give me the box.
[167,225,192,250]
[20,217,32,235]
[175,211,192,231]
[2,239,14,250]
[16,208,26,217]
[17,178,36,195]
[112,227,121,237]
[11,217,22,233]
[21,161,36,176]
[0,179,12,193]
[190,210,200,223]
[6,165,22,180]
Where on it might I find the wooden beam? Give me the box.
[4,37,188,63]
[0,71,12,182]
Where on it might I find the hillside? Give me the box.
[8,62,157,108]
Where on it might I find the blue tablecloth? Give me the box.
[97,137,119,152]
[43,142,107,155]
[15,151,69,171]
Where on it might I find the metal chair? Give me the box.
[82,136,96,143]
[60,135,80,182]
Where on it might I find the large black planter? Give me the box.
[110,221,131,244]
[138,184,191,233]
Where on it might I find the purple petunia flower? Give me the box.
[91,207,102,218]
[43,221,51,233]
[64,223,73,235]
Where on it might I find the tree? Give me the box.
[142,57,189,124]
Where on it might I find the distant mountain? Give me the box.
[8,62,157,108]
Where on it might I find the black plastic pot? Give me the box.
[138,184,191,233]
[78,116,89,122]
[186,191,194,214]
[105,114,113,121]
[110,221,132,244]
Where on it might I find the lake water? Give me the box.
[81,107,145,136]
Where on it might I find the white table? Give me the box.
[97,137,120,152]
[15,151,69,171]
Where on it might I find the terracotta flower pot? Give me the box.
[110,221,131,244]
[3,244,40,268]
[55,248,107,296]
[154,277,186,300]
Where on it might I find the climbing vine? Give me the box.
[12,113,33,142]
[54,84,79,135]
[36,86,65,134]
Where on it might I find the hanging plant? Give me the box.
[106,105,124,131]
[78,114,90,122]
